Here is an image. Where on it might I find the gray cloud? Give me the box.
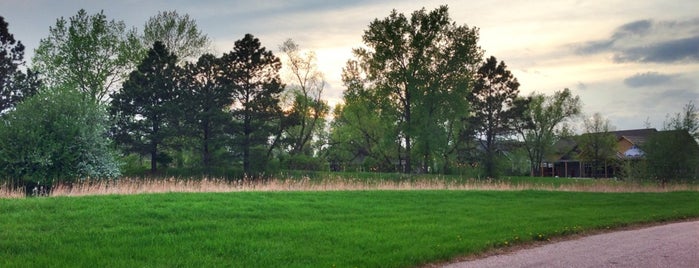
[638,78,698,108]
[657,88,699,104]
[623,72,676,88]
[574,18,699,63]
[576,82,587,90]
[613,36,699,63]
[575,40,613,55]
[612,19,652,39]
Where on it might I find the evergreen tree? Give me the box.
[470,56,527,178]
[180,53,233,171]
[221,34,284,175]
[0,16,40,113]
[110,42,181,173]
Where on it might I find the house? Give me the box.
[538,128,660,178]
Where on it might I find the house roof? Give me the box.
[545,128,699,163]
[610,128,657,145]
[547,137,579,162]
[546,128,659,162]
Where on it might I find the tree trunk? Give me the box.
[150,143,158,174]
[243,116,251,175]
[203,125,210,173]
[151,121,159,174]
[404,91,412,173]
[485,131,495,178]
[423,153,429,173]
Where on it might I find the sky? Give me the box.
[1,0,698,131]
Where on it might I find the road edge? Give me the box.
[421,217,699,268]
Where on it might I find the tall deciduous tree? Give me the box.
[221,34,284,174]
[110,42,181,173]
[180,53,233,171]
[664,101,699,141]
[33,9,143,103]
[355,5,481,173]
[470,56,526,178]
[516,88,581,176]
[279,39,329,156]
[142,10,211,63]
[578,113,617,178]
[328,60,397,171]
[0,16,40,113]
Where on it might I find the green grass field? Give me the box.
[1,190,698,267]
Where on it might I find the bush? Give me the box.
[119,154,150,176]
[282,154,328,171]
[618,159,649,182]
[644,130,699,183]
[0,87,120,186]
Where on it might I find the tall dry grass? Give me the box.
[2,177,697,198]
[0,183,24,199]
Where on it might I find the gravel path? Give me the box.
[442,221,699,268]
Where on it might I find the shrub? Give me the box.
[0,87,120,186]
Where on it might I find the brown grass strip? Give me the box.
[2,177,697,198]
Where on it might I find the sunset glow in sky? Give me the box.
[2,0,698,131]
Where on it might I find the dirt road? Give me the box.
[443,221,699,268]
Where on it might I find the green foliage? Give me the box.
[282,154,328,171]
[0,16,40,113]
[118,153,150,176]
[110,41,181,173]
[500,146,532,176]
[142,10,211,62]
[1,191,698,267]
[644,130,699,182]
[664,101,699,141]
[578,113,617,178]
[642,102,699,182]
[328,61,398,172]
[469,56,527,178]
[221,34,284,175]
[516,88,581,175]
[0,87,119,185]
[32,9,143,103]
[618,159,649,182]
[180,53,233,171]
[354,5,482,173]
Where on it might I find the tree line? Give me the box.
[0,6,696,187]
[0,9,333,184]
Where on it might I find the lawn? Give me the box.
[1,190,698,267]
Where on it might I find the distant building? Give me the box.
[537,128,694,178]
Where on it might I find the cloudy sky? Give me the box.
[2,0,698,131]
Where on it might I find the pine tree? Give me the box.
[221,34,284,175]
[110,42,181,173]
[0,16,39,113]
